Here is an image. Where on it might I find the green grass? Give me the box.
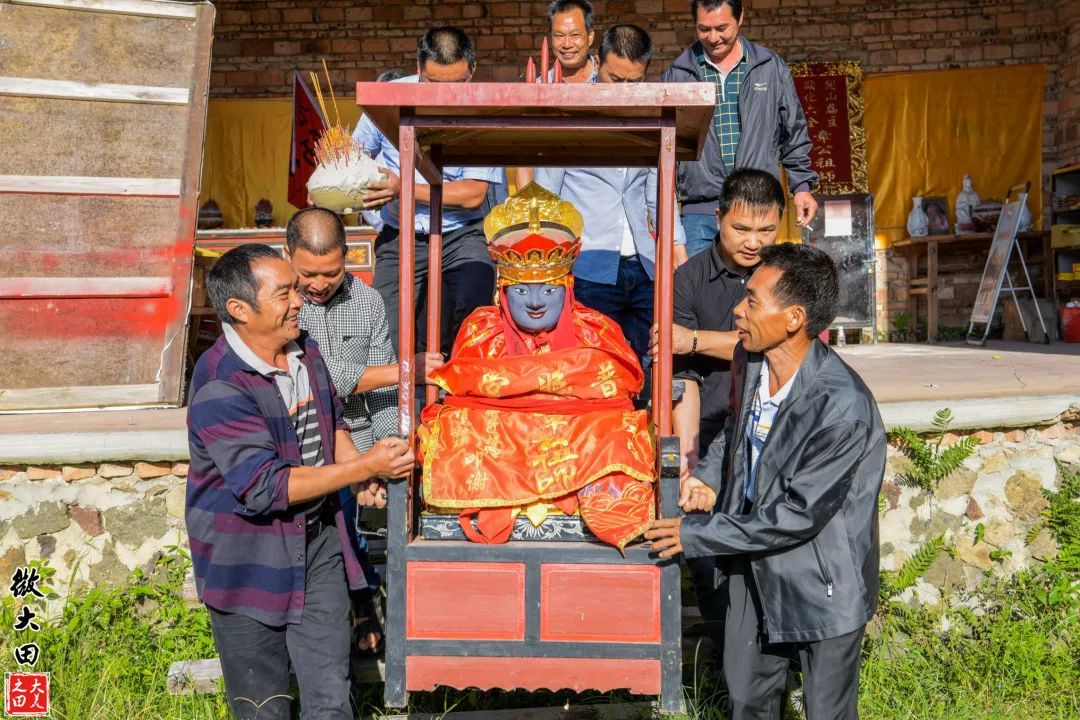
[859,564,1080,720]
[5,559,1074,720]
[0,548,230,720]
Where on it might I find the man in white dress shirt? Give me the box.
[535,25,687,371]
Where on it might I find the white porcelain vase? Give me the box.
[907,196,929,237]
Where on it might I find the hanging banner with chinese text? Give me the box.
[288,71,327,211]
[789,61,868,195]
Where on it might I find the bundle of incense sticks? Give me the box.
[310,60,359,166]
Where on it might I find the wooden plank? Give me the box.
[539,565,661,644]
[927,240,939,343]
[0,277,172,299]
[405,656,661,695]
[0,297,179,389]
[429,150,689,168]
[0,383,161,412]
[181,574,199,608]
[892,230,1049,249]
[0,176,182,197]
[0,76,189,104]
[166,659,222,695]
[406,562,526,641]
[1,4,199,88]
[358,82,715,171]
[1,97,188,179]
[0,194,184,279]
[158,0,213,405]
[11,0,199,19]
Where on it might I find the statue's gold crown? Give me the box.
[483,182,584,286]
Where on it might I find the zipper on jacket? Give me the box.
[810,538,834,597]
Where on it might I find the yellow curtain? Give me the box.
[200,99,360,228]
[863,63,1045,248]
[201,65,1046,242]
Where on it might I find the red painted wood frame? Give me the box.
[359,82,715,715]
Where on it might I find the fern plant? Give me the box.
[1023,462,1080,571]
[879,535,948,603]
[888,408,980,493]
[890,310,912,343]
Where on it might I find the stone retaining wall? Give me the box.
[881,421,1079,605]
[0,462,187,595]
[2,421,1077,601]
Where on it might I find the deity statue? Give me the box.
[955,174,980,234]
[417,184,656,549]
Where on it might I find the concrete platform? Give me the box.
[838,341,1080,431]
[1,341,1077,463]
[0,407,188,464]
[839,341,1080,403]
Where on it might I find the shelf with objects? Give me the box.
[892,230,1052,343]
[355,78,715,714]
[1052,164,1080,342]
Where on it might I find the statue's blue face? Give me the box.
[505,283,566,333]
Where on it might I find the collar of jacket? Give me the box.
[671,37,772,80]
[742,337,830,411]
[723,338,831,512]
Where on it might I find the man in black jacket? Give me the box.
[647,243,885,720]
[662,0,819,257]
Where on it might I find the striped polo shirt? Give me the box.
[223,324,326,519]
[186,330,364,626]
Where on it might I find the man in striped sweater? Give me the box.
[186,243,414,720]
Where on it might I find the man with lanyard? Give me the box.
[647,243,886,720]
[535,24,687,378]
[662,0,819,257]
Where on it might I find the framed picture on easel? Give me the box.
[966,182,1050,345]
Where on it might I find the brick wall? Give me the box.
[210,1,1073,154]
[1058,0,1080,166]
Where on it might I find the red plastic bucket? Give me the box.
[1063,305,1080,343]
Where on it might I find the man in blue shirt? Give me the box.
[355,27,503,355]
[535,25,687,370]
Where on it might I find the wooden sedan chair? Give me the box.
[356,81,715,714]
